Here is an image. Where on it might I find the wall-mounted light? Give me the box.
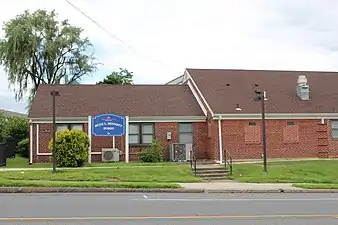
[235,104,242,111]
[263,91,268,101]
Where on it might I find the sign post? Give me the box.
[91,114,127,162]
[125,116,129,163]
[87,116,92,164]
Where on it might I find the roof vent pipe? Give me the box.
[297,75,309,100]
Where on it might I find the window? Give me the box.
[331,120,338,139]
[129,123,154,144]
[56,124,68,132]
[179,123,193,144]
[56,124,84,132]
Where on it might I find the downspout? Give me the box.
[218,116,223,164]
[29,120,33,164]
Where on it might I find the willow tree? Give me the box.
[97,68,134,85]
[0,9,98,107]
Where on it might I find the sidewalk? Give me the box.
[180,181,302,192]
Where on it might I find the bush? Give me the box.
[48,129,89,167]
[139,139,164,163]
[2,116,28,148]
[17,138,29,158]
[0,112,29,153]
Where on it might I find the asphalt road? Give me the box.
[0,192,338,224]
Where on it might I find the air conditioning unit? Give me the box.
[102,148,120,162]
[169,143,193,162]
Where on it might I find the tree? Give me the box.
[3,116,29,145]
[0,112,6,143]
[0,112,29,157]
[0,9,98,107]
[97,68,133,85]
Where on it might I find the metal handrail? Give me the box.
[224,150,233,176]
[190,150,197,177]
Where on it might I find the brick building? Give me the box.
[28,68,338,163]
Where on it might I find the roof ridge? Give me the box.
[187,68,338,74]
[39,84,187,87]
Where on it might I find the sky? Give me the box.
[1,0,338,113]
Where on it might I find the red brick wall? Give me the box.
[193,122,208,159]
[32,124,53,163]
[221,119,338,160]
[31,121,207,163]
[327,120,338,158]
[31,118,338,163]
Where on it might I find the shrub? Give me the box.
[17,138,29,158]
[139,139,164,163]
[0,113,29,153]
[2,116,28,148]
[48,129,89,167]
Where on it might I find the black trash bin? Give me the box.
[0,142,6,167]
[5,139,16,159]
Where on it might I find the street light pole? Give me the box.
[238,89,268,172]
[261,91,267,172]
[50,90,60,174]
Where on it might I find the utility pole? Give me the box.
[50,90,60,174]
[261,91,267,172]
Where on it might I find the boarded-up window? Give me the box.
[244,122,260,144]
[283,122,299,143]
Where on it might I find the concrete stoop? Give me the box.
[195,165,229,181]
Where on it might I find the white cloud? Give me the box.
[1,0,338,113]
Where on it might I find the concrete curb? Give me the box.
[1,187,338,193]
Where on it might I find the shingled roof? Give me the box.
[187,68,338,114]
[29,84,204,118]
[0,109,27,118]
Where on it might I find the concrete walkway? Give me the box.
[180,181,302,191]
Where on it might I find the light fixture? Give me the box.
[263,91,268,101]
[235,104,242,111]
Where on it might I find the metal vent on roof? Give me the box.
[296,75,309,100]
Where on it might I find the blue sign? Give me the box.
[92,114,126,137]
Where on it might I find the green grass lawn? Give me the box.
[293,183,338,189]
[0,180,181,189]
[0,160,201,188]
[231,160,338,188]
[4,155,180,168]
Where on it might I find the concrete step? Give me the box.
[197,172,229,178]
[196,169,228,174]
[202,176,228,181]
[196,165,228,170]
[195,160,215,165]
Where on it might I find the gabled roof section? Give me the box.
[187,68,338,114]
[29,84,205,118]
[165,75,184,85]
[0,109,27,118]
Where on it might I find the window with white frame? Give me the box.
[332,120,338,139]
[129,123,154,144]
[179,123,193,144]
[56,124,84,132]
